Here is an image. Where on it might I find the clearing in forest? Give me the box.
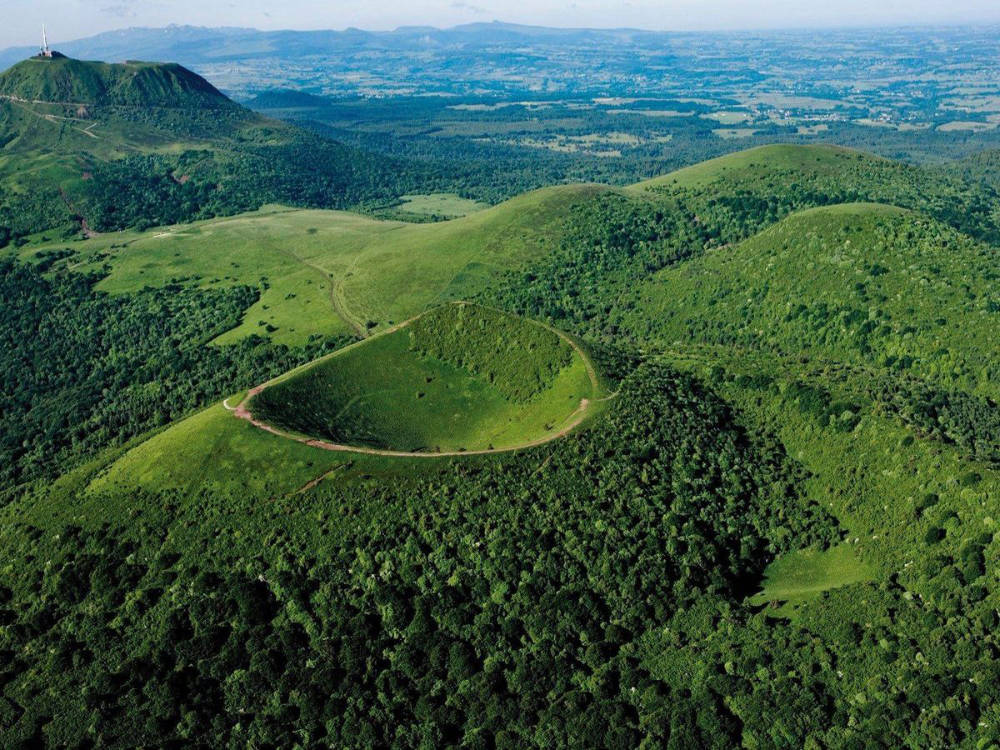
[750,544,874,618]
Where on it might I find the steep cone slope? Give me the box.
[0,55,412,239]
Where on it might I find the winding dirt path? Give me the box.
[276,247,367,338]
[5,97,102,139]
[231,393,593,459]
[226,303,612,459]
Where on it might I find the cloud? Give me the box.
[451,1,487,13]
[100,4,139,18]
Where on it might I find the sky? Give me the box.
[4,0,1000,48]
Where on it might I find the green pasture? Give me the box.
[395,192,489,218]
[702,110,752,125]
[25,184,606,346]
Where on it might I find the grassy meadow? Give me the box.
[394,192,489,218]
[750,544,874,618]
[21,184,606,346]
[249,306,597,452]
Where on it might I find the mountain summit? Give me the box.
[0,53,415,242]
[0,55,236,109]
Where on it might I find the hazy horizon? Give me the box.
[4,0,1000,49]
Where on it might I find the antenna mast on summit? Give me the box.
[41,25,52,57]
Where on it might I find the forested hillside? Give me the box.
[0,257,350,492]
[486,145,1000,337]
[0,55,237,109]
[0,363,839,747]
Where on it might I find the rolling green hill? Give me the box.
[0,55,236,109]
[17,144,996,349]
[629,144,1000,245]
[488,144,1000,342]
[631,202,1000,397]
[630,143,870,189]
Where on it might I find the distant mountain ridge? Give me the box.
[0,22,676,71]
[0,55,236,109]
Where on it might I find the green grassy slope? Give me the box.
[86,400,345,498]
[0,55,236,109]
[631,143,871,190]
[87,305,602,494]
[75,391,458,502]
[631,143,1000,244]
[249,304,596,452]
[749,544,874,617]
[23,184,607,346]
[0,55,423,241]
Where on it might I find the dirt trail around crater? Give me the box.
[225,304,612,461]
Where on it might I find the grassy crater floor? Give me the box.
[245,303,602,453]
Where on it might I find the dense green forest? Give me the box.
[73,138,442,232]
[0,363,842,747]
[0,257,350,491]
[485,148,1000,340]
